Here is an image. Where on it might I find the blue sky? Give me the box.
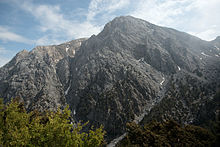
[0,0,220,67]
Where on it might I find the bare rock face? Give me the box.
[0,38,87,111]
[0,16,219,141]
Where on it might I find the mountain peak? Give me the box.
[111,15,149,23]
[99,15,154,38]
[112,15,140,21]
[104,15,152,29]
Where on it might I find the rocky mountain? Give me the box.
[0,38,86,111]
[0,16,219,141]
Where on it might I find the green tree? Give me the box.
[0,98,105,146]
[0,98,4,144]
[0,99,30,146]
[118,120,216,147]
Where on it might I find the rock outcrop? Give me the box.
[0,38,87,111]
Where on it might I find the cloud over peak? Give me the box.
[129,0,220,41]
[0,26,33,44]
[19,1,102,45]
[1,0,219,46]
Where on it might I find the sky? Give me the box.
[0,0,219,67]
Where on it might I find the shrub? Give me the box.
[0,98,105,146]
[118,120,216,147]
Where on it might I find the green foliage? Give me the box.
[0,98,105,146]
[118,120,216,147]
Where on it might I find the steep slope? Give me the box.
[0,16,219,141]
[0,38,87,111]
[65,16,220,140]
[141,35,220,126]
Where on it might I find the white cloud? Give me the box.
[17,1,102,45]
[87,0,130,21]
[184,0,220,40]
[35,35,65,46]
[0,56,10,67]
[12,0,130,45]
[0,46,12,67]
[130,0,189,26]
[0,46,6,53]
[0,26,33,44]
[129,0,220,41]
[189,27,218,41]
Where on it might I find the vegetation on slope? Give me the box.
[0,98,105,146]
[117,120,217,147]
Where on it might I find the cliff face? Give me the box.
[0,16,219,140]
[0,38,87,111]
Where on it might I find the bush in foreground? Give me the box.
[0,98,105,146]
[118,120,216,147]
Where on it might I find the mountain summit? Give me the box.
[0,16,219,141]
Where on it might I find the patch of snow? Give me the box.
[65,82,71,95]
[178,66,181,71]
[75,67,78,71]
[75,90,78,96]
[107,133,127,147]
[66,47,69,52]
[215,46,220,50]
[215,54,219,57]
[200,58,202,60]
[201,52,210,57]
[138,57,144,62]
[160,77,165,85]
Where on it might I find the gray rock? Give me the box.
[0,38,87,111]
